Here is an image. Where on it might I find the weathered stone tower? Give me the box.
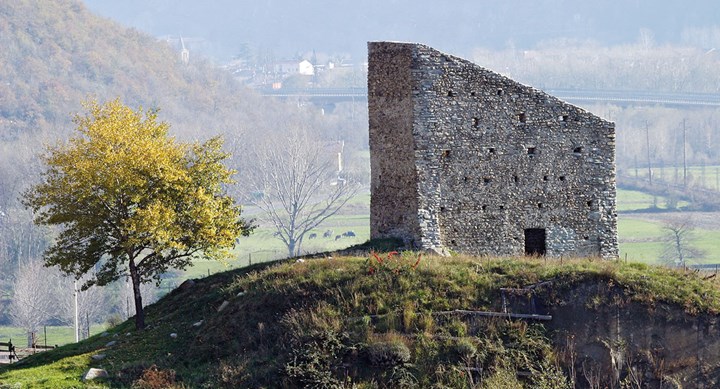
[368,42,618,258]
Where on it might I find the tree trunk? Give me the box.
[288,239,295,258]
[128,258,145,330]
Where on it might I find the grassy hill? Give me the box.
[2,247,720,388]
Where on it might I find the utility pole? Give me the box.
[645,121,653,184]
[683,119,688,188]
[74,280,79,343]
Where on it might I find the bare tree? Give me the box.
[248,130,358,257]
[54,273,109,337]
[660,216,704,267]
[637,28,656,51]
[9,260,64,341]
[0,209,51,274]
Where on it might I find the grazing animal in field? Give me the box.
[342,230,356,237]
[309,233,318,239]
[335,235,342,241]
[323,230,333,238]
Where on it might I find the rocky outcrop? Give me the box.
[541,282,720,388]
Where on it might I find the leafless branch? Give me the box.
[247,129,358,257]
[9,260,64,335]
[660,215,704,266]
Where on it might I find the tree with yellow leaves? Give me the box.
[23,99,252,330]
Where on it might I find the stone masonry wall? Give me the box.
[368,42,618,258]
[368,43,420,244]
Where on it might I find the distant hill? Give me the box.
[0,0,296,142]
[0,0,333,273]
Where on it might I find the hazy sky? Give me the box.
[83,0,720,61]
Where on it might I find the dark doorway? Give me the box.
[524,228,546,256]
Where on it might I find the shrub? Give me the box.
[376,310,398,332]
[281,303,348,388]
[415,312,435,333]
[389,365,418,388]
[366,339,411,367]
[447,319,467,337]
[106,313,125,328]
[402,301,416,332]
[131,365,179,389]
[452,338,478,361]
[432,364,469,388]
[481,368,523,389]
[215,359,250,388]
[413,333,440,366]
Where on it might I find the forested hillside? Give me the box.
[1,1,319,139]
[0,0,350,288]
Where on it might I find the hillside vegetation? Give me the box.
[2,250,720,388]
[0,0,354,285]
[0,0,286,141]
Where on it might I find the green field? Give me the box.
[617,216,665,238]
[0,325,108,349]
[616,188,720,265]
[183,221,371,280]
[616,188,689,211]
[629,165,720,191]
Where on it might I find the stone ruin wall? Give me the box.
[368,43,420,243]
[368,42,618,258]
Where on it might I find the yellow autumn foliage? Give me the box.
[24,99,252,329]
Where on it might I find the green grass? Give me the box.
[3,254,720,387]
[629,165,720,190]
[619,241,664,264]
[617,189,662,211]
[618,215,720,264]
[692,229,720,262]
[617,217,664,239]
[181,220,371,280]
[0,352,103,388]
[7,187,712,385]
[0,325,108,349]
[616,189,689,211]
[181,193,371,280]
[179,187,720,286]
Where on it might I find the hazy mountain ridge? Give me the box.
[0,0,300,143]
[0,0,333,274]
[83,0,720,61]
